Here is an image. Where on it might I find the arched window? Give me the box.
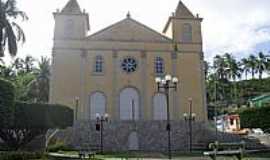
[153,93,167,120]
[182,23,192,42]
[94,55,103,73]
[155,57,164,74]
[119,88,139,120]
[89,92,106,120]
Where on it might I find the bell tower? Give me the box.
[163,0,203,52]
[53,0,90,40]
[163,1,207,121]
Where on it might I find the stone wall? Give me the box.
[52,120,247,152]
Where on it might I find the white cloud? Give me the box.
[187,0,270,60]
[13,0,270,62]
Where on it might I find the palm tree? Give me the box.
[256,52,268,79]
[11,57,23,73]
[0,64,15,79]
[224,53,242,81]
[204,61,210,79]
[247,54,258,79]
[241,58,250,80]
[223,53,242,104]
[267,54,270,76]
[213,55,227,80]
[0,0,28,57]
[22,55,35,73]
[28,57,50,102]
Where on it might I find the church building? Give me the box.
[50,0,208,151]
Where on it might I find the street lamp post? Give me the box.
[75,97,79,121]
[96,113,109,154]
[214,71,218,140]
[183,98,196,153]
[155,74,179,159]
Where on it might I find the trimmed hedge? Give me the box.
[239,106,270,131]
[0,78,15,127]
[14,102,73,129]
[0,151,43,160]
[0,103,73,150]
[0,78,74,151]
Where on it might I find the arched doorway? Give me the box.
[153,93,167,120]
[119,88,139,120]
[89,92,106,120]
[128,132,139,150]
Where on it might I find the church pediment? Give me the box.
[86,17,172,42]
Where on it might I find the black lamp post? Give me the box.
[183,98,196,153]
[95,113,109,154]
[75,97,79,121]
[155,74,179,159]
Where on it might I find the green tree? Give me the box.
[28,57,50,102]
[256,52,268,79]
[267,56,270,76]
[224,53,242,103]
[213,55,227,80]
[224,53,242,81]
[11,56,36,75]
[11,57,23,73]
[0,64,15,79]
[13,73,35,101]
[22,55,35,73]
[247,54,258,79]
[241,58,250,80]
[204,61,210,79]
[0,0,28,57]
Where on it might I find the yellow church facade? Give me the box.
[50,0,208,151]
[50,0,209,151]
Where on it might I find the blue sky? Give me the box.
[12,0,270,61]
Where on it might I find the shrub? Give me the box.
[14,102,73,129]
[239,105,270,131]
[0,152,43,160]
[0,102,73,151]
[0,78,15,128]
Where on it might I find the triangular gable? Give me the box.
[87,17,172,42]
[175,1,195,18]
[61,0,82,14]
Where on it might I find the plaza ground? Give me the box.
[100,158,270,160]
[45,151,270,160]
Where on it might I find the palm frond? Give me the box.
[5,22,17,57]
[0,0,27,57]
[4,0,28,21]
[11,22,25,43]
